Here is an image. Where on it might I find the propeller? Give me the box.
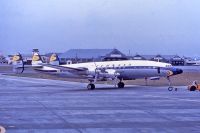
[113,75,118,87]
[93,62,100,83]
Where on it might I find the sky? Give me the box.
[0,0,200,56]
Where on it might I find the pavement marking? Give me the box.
[0,75,71,84]
[0,74,136,88]
[0,74,89,89]
[143,94,200,103]
[1,74,200,132]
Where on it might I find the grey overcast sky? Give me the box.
[0,0,200,56]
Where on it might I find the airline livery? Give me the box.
[12,53,183,90]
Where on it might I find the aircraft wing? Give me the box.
[41,64,88,72]
[42,64,119,80]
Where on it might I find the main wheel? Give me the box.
[87,84,95,90]
[168,87,173,91]
[190,86,196,91]
[118,82,125,88]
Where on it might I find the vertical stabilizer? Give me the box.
[32,53,43,67]
[49,53,60,65]
[12,53,24,73]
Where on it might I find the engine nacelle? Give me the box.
[87,69,120,79]
[150,77,160,80]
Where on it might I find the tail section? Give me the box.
[49,53,60,65]
[12,53,24,73]
[32,52,43,67]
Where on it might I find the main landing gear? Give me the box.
[87,83,95,90]
[117,82,125,88]
[117,79,125,88]
[87,80,125,90]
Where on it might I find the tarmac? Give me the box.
[0,75,200,133]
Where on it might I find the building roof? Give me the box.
[171,55,184,61]
[132,54,146,60]
[134,54,177,60]
[45,52,62,57]
[104,49,127,59]
[59,49,115,59]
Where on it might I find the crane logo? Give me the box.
[50,54,57,62]
[12,55,21,61]
[167,70,173,76]
[32,55,40,61]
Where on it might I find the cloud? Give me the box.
[0,0,200,56]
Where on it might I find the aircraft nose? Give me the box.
[177,68,183,74]
[173,68,183,75]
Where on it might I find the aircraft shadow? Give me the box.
[70,86,142,92]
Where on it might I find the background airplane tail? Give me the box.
[12,53,24,73]
[49,53,60,65]
[32,53,43,67]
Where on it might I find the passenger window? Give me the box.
[123,64,126,69]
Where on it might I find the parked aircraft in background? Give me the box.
[12,52,183,90]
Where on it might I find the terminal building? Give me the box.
[170,55,185,66]
[130,54,185,66]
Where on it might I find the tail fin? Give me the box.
[12,53,24,73]
[49,53,60,65]
[32,52,43,67]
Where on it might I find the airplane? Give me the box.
[12,52,183,90]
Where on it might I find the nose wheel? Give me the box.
[87,83,95,90]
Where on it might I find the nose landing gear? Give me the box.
[167,77,177,91]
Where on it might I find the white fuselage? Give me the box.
[35,60,173,80]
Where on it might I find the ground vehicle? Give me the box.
[188,81,200,91]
